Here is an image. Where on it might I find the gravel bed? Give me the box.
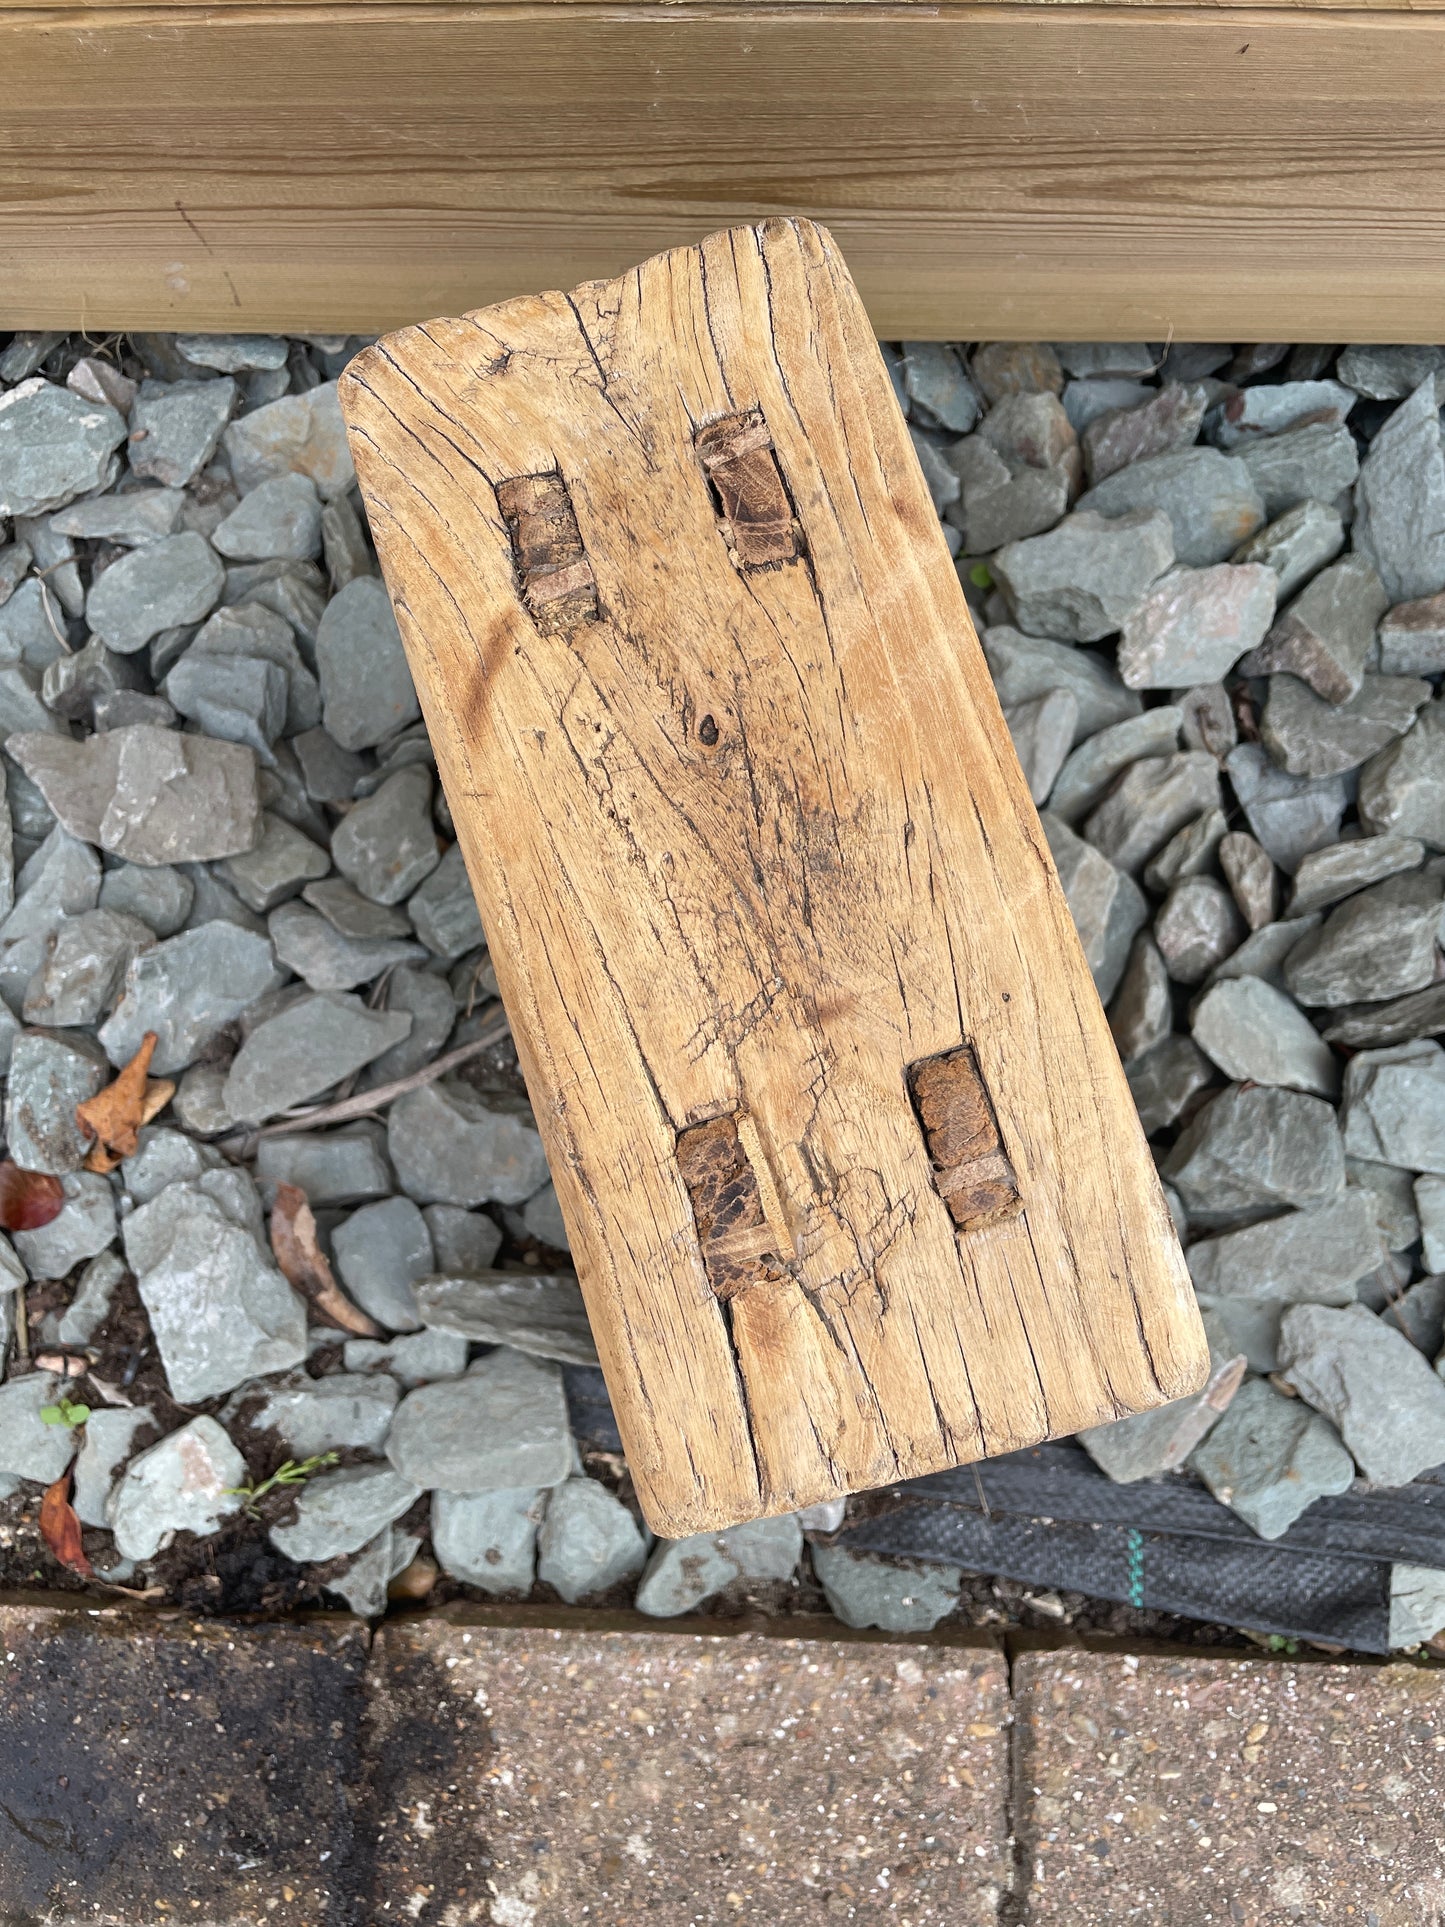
[0,327,1443,1652]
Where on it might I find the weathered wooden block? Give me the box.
[340,217,1207,1538]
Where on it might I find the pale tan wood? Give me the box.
[341,218,1206,1537]
[3,5,1445,339]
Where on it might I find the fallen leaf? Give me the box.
[39,1470,92,1579]
[269,1182,384,1338]
[75,1031,176,1172]
[0,1161,64,1232]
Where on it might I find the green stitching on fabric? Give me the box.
[1126,1528,1146,1608]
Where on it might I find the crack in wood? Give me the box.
[495,470,598,633]
[676,1112,792,1301]
[695,408,800,569]
[908,1044,1021,1232]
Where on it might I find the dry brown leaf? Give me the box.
[76,1031,176,1172]
[0,1160,64,1231]
[39,1469,92,1579]
[269,1182,384,1338]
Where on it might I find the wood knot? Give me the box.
[495,470,598,634]
[698,714,720,747]
[695,408,801,569]
[908,1044,1021,1231]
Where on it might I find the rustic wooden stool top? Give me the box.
[340,218,1206,1539]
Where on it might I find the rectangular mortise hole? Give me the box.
[908,1044,1021,1232]
[695,409,800,569]
[495,470,598,634]
[676,1112,788,1300]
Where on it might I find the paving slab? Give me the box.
[1013,1649,1445,1925]
[0,1604,368,1923]
[364,1615,1011,1924]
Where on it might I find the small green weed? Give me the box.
[225,1451,340,1519]
[39,1396,91,1428]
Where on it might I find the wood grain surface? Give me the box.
[341,218,1206,1536]
[3,5,1445,340]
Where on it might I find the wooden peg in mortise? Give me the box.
[909,1044,1021,1231]
[695,409,799,568]
[495,471,598,633]
[675,1113,791,1300]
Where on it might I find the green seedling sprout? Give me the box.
[225,1451,340,1518]
[39,1396,91,1428]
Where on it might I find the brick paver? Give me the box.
[366,1618,1012,1924]
[1013,1649,1445,1926]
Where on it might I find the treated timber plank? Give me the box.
[2,5,1445,338]
[341,218,1206,1536]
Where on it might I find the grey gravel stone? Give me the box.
[899,343,980,431]
[21,907,152,1027]
[1039,813,1147,1003]
[0,829,100,1004]
[0,379,126,517]
[292,728,368,804]
[413,1272,596,1366]
[222,380,355,500]
[212,474,323,563]
[1218,831,1277,930]
[177,333,289,374]
[1188,1377,1354,1539]
[128,378,236,487]
[106,1415,246,1561]
[1236,420,1360,520]
[1348,1156,1422,1253]
[1125,1034,1216,1135]
[72,1407,155,1528]
[1232,498,1346,602]
[1043,710,1189,829]
[1186,1188,1383,1304]
[990,510,1174,642]
[1337,345,1445,398]
[301,878,410,941]
[1062,377,1151,434]
[522,1182,569,1252]
[85,533,223,655]
[388,1080,549,1208]
[1389,1564,1445,1648]
[223,990,412,1124]
[1382,1272,1445,1358]
[13,1171,116,1277]
[1076,448,1266,567]
[54,1249,125,1345]
[42,636,146,727]
[330,766,438,907]
[635,1515,803,1617]
[342,1326,469,1388]
[1154,875,1246,984]
[422,1206,502,1278]
[1077,1341,1246,1484]
[0,539,32,607]
[1415,1176,1445,1274]
[0,1372,79,1484]
[1108,932,1172,1062]
[1378,589,1445,676]
[357,967,456,1090]
[1081,382,1210,486]
[1279,1300,1445,1483]
[1117,563,1276,689]
[1003,688,1076,807]
[222,559,326,653]
[4,1028,107,1173]
[1225,743,1347,874]
[910,429,960,517]
[982,628,1141,742]
[1283,871,1443,1007]
[811,1545,961,1632]
[1340,1039,1445,1173]
[1213,378,1355,447]
[1083,751,1221,876]
[1164,1082,1345,1229]
[386,1348,573,1493]
[1353,378,1445,603]
[124,1182,307,1400]
[184,603,322,736]
[536,1478,649,1603]
[164,649,287,762]
[314,575,420,751]
[217,812,329,913]
[255,1125,393,1208]
[240,1371,400,1455]
[100,920,280,1073]
[971,341,1063,404]
[9,724,261,866]
[1287,833,1425,915]
[1144,806,1229,893]
[1358,697,1445,847]
[329,1527,418,1618]
[406,842,484,959]
[0,662,61,741]
[268,900,422,992]
[431,1486,545,1594]
[122,1126,222,1203]
[1262,673,1429,779]
[1191,976,1337,1096]
[269,1462,421,1563]
[945,426,1073,554]
[1239,554,1390,705]
[332,1197,433,1332]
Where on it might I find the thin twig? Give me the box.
[231,1009,509,1146]
[35,572,72,656]
[13,1287,30,1376]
